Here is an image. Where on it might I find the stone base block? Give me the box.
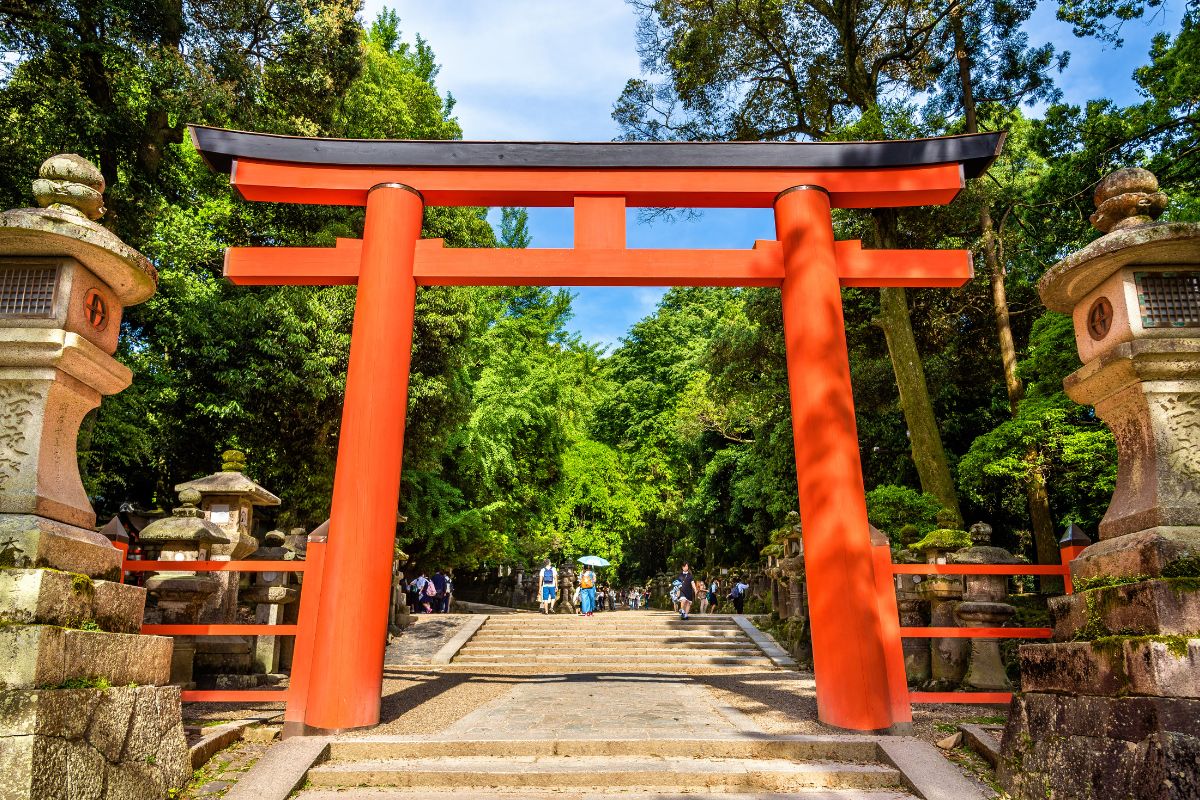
[1019,639,1200,698]
[0,515,121,579]
[1071,527,1200,582]
[0,627,171,689]
[194,635,252,674]
[0,685,189,800]
[1050,578,1200,639]
[999,692,1200,800]
[0,569,144,633]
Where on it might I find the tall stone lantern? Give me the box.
[0,156,189,799]
[0,154,156,576]
[1000,169,1200,800]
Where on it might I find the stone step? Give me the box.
[295,790,914,799]
[328,736,883,761]
[457,646,763,657]
[468,633,748,638]
[479,618,745,625]
[307,756,903,791]
[458,642,758,652]
[437,663,774,673]
[450,654,774,666]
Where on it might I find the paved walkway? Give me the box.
[441,672,762,740]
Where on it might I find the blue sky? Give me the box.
[363,0,1184,349]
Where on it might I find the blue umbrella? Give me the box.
[577,555,611,567]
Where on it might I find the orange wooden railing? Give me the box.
[877,539,1087,706]
[122,539,326,717]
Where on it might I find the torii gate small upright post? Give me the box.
[191,126,1003,735]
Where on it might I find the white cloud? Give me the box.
[364,1,641,140]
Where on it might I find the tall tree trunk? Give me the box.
[952,10,1060,589]
[873,209,963,525]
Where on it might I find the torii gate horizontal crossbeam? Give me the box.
[224,238,973,288]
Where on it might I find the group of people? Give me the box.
[535,559,750,619]
[534,560,650,615]
[670,564,750,619]
[408,569,453,613]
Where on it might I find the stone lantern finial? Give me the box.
[1090,167,1168,233]
[221,449,247,473]
[175,488,204,518]
[32,153,106,221]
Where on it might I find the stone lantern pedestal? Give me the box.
[953,525,1018,692]
[1000,169,1200,800]
[0,156,188,799]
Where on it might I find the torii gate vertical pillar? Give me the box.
[304,183,423,732]
[775,186,898,732]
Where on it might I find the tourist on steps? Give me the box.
[676,562,696,620]
[707,577,720,613]
[729,577,749,615]
[579,567,598,616]
[538,559,558,614]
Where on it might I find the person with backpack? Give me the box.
[409,571,434,614]
[728,577,749,615]
[579,566,598,616]
[432,569,448,613]
[538,559,558,614]
[707,577,720,613]
[675,562,696,620]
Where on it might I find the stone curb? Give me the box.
[876,737,987,800]
[958,723,1002,768]
[222,735,330,800]
[188,711,283,769]
[732,615,798,669]
[431,614,489,664]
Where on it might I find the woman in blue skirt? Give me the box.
[579,567,598,616]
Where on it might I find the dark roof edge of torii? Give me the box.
[188,125,1005,181]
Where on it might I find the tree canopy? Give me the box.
[1,1,1195,581]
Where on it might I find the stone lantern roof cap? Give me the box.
[139,489,231,544]
[174,471,281,506]
[0,154,157,305]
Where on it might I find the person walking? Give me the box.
[409,571,431,613]
[432,569,448,613]
[579,567,598,616]
[707,577,720,613]
[538,559,558,614]
[696,576,709,614]
[729,576,749,615]
[676,562,696,620]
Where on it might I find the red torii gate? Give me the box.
[191,125,1003,735]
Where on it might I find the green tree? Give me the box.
[616,0,969,522]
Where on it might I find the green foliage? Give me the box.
[865,485,944,539]
[958,313,1117,533]
[909,528,974,553]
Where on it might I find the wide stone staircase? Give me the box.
[448,611,779,671]
[264,612,984,800]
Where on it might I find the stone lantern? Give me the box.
[1000,168,1200,799]
[0,154,156,577]
[175,449,280,623]
[243,529,299,675]
[951,522,1018,691]
[139,488,230,688]
[0,155,188,799]
[909,513,972,690]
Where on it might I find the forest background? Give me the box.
[1,0,1195,581]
